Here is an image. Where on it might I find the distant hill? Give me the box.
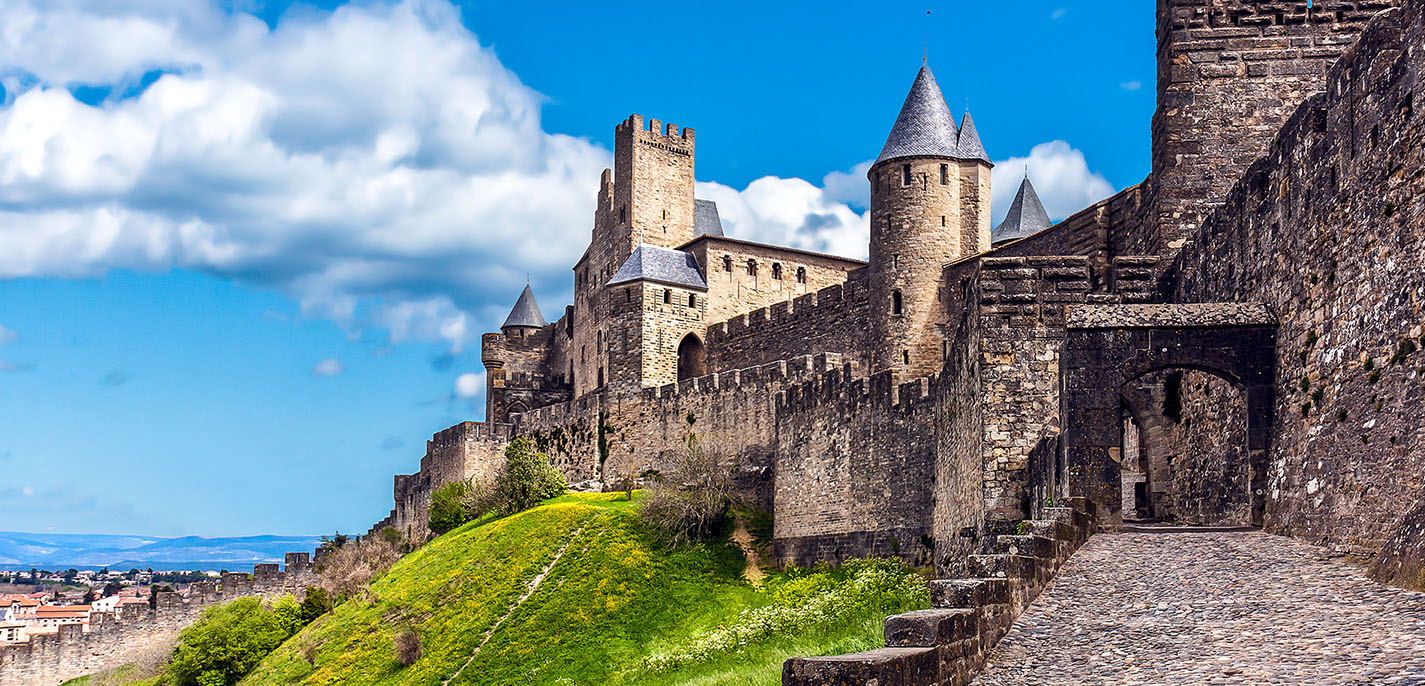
[0,531,323,571]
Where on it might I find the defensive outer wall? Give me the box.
[0,554,318,686]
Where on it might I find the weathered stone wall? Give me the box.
[0,557,316,686]
[931,302,984,576]
[384,421,513,543]
[1152,0,1400,253]
[991,182,1154,279]
[683,236,863,328]
[1167,3,1425,561]
[482,322,572,424]
[705,270,872,374]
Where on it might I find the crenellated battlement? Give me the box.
[615,113,695,145]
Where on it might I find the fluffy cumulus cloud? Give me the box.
[453,372,483,398]
[0,0,609,350]
[989,141,1116,225]
[312,358,345,376]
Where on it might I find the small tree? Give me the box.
[316,536,402,603]
[640,435,742,547]
[299,586,330,623]
[493,437,567,514]
[429,480,475,535]
[168,596,304,686]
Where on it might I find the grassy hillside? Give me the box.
[99,492,925,686]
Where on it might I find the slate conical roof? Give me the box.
[992,176,1053,245]
[693,199,724,237]
[956,112,991,164]
[877,66,960,164]
[501,284,547,330]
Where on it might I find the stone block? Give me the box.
[884,608,977,647]
[929,578,1011,608]
[783,646,940,686]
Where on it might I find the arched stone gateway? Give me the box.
[677,333,706,381]
[1060,303,1277,527]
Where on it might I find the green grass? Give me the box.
[225,492,927,686]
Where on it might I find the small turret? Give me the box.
[500,284,546,336]
[992,175,1052,245]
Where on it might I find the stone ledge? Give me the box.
[1066,302,1277,330]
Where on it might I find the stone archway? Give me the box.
[677,333,706,381]
[1060,304,1277,527]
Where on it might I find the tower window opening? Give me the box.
[796,267,807,284]
[892,290,903,315]
[596,330,602,353]
[620,206,626,223]
[722,255,732,272]
[662,208,668,219]
[902,350,910,365]
[625,289,631,302]
[664,289,671,304]
[940,164,948,185]
[942,215,947,227]
[747,260,757,276]
[893,254,900,269]
[688,293,696,307]
[886,216,892,230]
[772,263,783,280]
[902,164,911,185]
[874,172,880,187]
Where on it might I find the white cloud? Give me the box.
[695,177,870,261]
[22,486,34,497]
[454,372,483,398]
[312,358,345,376]
[820,161,873,210]
[0,0,609,351]
[0,325,16,344]
[990,141,1116,225]
[1120,81,1142,91]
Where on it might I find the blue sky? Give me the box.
[0,0,1154,537]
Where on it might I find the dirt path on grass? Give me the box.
[443,523,588,686]
[731,519,765,585]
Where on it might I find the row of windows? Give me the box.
[720,256,808,283]
[874,163,952,188]
[619,288,696,307]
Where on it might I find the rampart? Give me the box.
[1166,3,1425,571]
[378,421,514,544]
[704,270,872,373]
[0,553,317,686]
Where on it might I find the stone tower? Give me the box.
[867,66,992,376]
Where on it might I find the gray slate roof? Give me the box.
[607,244,708,290]
[992,176,1053,244]
[501,284,547,330]
[694,199,724,237]
[877,66,960,163]
[956,112,991,164]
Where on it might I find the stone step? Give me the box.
[1026,518,1076,542]
[929,578,1011,609]
[782,646,940,686]
[884,608,978,647]
[1066,496,1097,519]
[994,534,1056,558]
[969,554,1043,580]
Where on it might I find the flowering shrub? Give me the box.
[641,558,928,673]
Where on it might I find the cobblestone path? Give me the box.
[974,530,1425,685]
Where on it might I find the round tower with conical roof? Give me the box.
[867,65,993,376]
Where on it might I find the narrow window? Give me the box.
[796,267,807,284]
[874,172,880,187]
[596,330,602,353]
[902,350,910,365]
[688,293,696,307]
[619,206,626,223]
[722,255,732,272]
[747,260,757,276]
[941,215,947,227]
[662,208,668,219]
[663,289,671,304]
[893,254,900,269]
[902,163,911,185]
[772,263,782,280]
[886,216,892,230]
[892,290,903,315]
[625,289,631,302]
[597,367,604,387]
[940,164,948,185]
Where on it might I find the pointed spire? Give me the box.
[991,176,1052,245]
[876,66,959,164]
[501,284,547,331]
[956,112,991,164]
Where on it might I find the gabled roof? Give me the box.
[693,199,724,237]
[956,112,991,164]
[877,66,960,163]
[500,284,547,330]
[992,176,1053,244]
[607,244,708,290]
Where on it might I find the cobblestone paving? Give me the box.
[975,530,1425,685]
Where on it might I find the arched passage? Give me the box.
[677,333,706,381]
[1060,304,1277,527]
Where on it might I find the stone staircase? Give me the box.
[782,498,1099,686]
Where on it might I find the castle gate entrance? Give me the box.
[1059,304,1277,527]
[677,333,706,381]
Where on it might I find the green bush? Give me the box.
[167,596,306,686]
[494,437,568,514]
[429,480,475,535]
[299,586,330,623]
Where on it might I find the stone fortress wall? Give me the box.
[0,554,318,686]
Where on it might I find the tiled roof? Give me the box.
[877,66,960,163]
[992,176,1053,244]
[693,199,724,237]
[500,284,547,330]
[607,244,708,290]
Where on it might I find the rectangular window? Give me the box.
[688,294,696,307]
[663,289,671,304]
[902,164,911,185]
[941,216,946,227]
[940,164,948,184]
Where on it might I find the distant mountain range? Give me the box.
[0,531,323,572]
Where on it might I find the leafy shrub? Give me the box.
[640,436,742,547]
[393,629,422,667]
[315,536,402,602]
[299,586,330,623]
[494,437,568,514]
[429,480,475,535]
[167,596,307,686]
